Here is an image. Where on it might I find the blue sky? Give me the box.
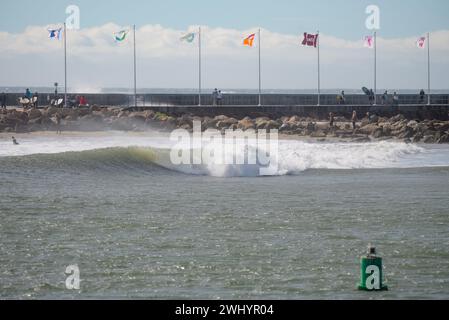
[1,0,448,89]
[2,0,449,39]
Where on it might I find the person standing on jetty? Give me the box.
[25,88,32,100]
[341,91,346,104]
[79,96,87,107]
[393,92,399,106]
[369,89,375,105]
[420,89,425,104]
[217,90,223,105]
[1,92,6,109]
[382,91,388,105]
[212,88,218,106]
[33,92,39,108]
[351,111,357,131]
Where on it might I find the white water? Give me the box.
[1,132,449,176]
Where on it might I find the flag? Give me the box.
[180,32,195,43]
[364,35,374,48]
[243,33,256,47]
[48,28,62,40]
[114,30,129,42]
[301,32,318,47]
[416,37,426,49]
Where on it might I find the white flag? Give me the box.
[364,35,374,48]
[416,37,426,49]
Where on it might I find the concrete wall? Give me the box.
[136,104,449,121]
[4,93,449,107]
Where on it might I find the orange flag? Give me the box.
[243,33,256,47]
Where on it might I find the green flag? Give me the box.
[114,30,129,42]
[180,32,195,43]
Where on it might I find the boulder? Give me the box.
[118,110,130,118]
[217,117,238,129]
[128,112,147,122]
[177,114,193,127]
[390,114,406,123]
[237,117,255,131]
[437,134,449,144]
[28,117,42,125]
[358,123,380,135]
[28,109,42,120]
[310,130,327,138]
[397,126,415,139]
[45,106,60,116]
[423,135,435,143]
[287,115,301,124]
[89,105,101,112]
[254,117,271,130]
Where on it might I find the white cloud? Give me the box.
[0,24,448,89]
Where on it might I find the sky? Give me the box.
[0,0,448,91]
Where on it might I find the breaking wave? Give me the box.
[2,133,448,177]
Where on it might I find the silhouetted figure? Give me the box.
[33,92,39,108]
[382,91,388,105]
[212,88,218,106]
[55,113,62,134]
[12,136,19,145]
[393,92,399,106]
[351,111,357,131]
[329,112,335,128]
[25,88,32,99]
[369,89,375,105]
[1,92,6,109]
[217,91,223,106]
[419,89,425,104]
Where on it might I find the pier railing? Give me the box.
[4,93,449,108]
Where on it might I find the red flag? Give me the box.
[301,32,319,47]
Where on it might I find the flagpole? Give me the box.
[258,28,261,106]
[198,26,202,106]
[133,24,137,108]
[374,31,377,105]
[427,32,431,106]
[64,22,67,108]
[317,30,320,106]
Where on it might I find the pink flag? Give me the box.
[364,35,374,48]
[301,32,318,47]
[416,37,426,49]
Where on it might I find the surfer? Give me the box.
[12,136,19,145]
[329,112,335,128]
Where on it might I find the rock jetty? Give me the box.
[1,106,449,143]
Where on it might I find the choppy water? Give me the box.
[0,132,448,299]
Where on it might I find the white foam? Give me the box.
[1,133,449,176]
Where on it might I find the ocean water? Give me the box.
[0,132,448,299]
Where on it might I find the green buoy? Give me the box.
[358,244,388,291]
